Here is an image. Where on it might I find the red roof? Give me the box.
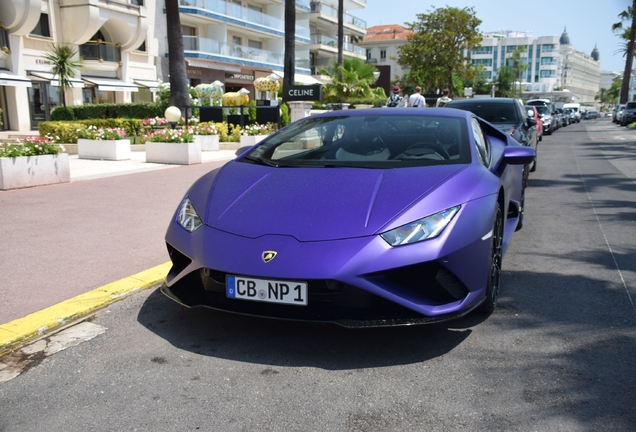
[364,25,413,42]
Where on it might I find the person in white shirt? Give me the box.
[408,86,426,108]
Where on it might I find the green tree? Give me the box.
[318,57,380,104]
[606,77,622,103]
[42,44,82,108]
[508,46,528,97]
[613,1,636,103]
[165,0,189,110]
[494,65,516,97]
[397,6,482,97]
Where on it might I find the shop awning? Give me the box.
[134,80,161,91]
[29,71,84,88]
[82,77,138,92]
[272,71,323,85]
[0,70,32,87]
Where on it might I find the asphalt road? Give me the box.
[1,119,635,431]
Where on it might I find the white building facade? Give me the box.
[1,0,368,133]
[471,29,600,105]
[1,0,158,132]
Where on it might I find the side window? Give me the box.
[471,117,489,167]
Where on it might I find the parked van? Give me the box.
[563,103,581,123]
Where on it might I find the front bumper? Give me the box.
[162,198,500,327]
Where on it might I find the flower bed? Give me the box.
[0,137,69,190]
[76,126,130,160]
[194,123,220,150]
[144,127,201,165]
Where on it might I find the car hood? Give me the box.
[205,161,467,241]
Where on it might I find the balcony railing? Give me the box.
[310,35,365,56]
[182,35,310,70]
[310,2,366,30]
[180,0,310,38]
[79,40,121,63]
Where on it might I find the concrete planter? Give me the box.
[145,141,201,165]
[239,135,268,146]
[194,134,220,151]
[77,139,131,161]
[0,153,70,190]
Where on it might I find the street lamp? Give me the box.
[164,106,181,129]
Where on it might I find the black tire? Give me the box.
[478,202,503,313]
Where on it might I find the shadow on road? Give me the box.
[136,288,485,370]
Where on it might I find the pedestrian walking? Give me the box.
[408,86,426,108]
[436,88,452,107]
[386,86,407,108]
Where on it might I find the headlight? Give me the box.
[381,206,461,246]
[177,197,203,232]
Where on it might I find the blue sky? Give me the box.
[354,0,630,72]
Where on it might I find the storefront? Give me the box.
[0,71,32,131]
[27,72,85,128]
[81,77,139,104]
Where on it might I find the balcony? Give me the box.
[79,40,122,63]
[310,2,366,31]
[181,36,310,72]
[310,34,365,57]
[179,0,310,40]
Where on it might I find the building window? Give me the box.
[472,46,493,55]
[130,0,143,5]
[248,39,262,50]
[380,49,386,61]
[136,41,147,52]
[31,14,51,37]
[366,49,371,61]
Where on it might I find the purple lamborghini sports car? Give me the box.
[161,108,535,327]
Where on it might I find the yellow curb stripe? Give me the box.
[0,262,171,355]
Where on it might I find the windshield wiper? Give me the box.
[242,155,279,167]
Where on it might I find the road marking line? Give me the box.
[0,262,171,355]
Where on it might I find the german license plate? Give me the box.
[226,275,308,306]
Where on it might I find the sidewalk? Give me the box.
[0,148,237,356]
[69,148,238,181]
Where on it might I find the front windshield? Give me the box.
[243,114,471,168]
[535,106,550,116]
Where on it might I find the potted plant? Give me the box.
[194,122,220,151]
[239,123,274,146]
[145,127,201,165]
[77,125,130,161]
[0,136,69,190]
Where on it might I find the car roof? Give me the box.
[311,107,475,121]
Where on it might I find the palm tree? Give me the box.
[337,0,344,83]
[283,0,295,91]
[42,44,82,108]
[318,57,380,104]
[613,1,636,104]
[165,0,190,111]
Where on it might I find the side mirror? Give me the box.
[503,146,536,166]
[527,117,537,127]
